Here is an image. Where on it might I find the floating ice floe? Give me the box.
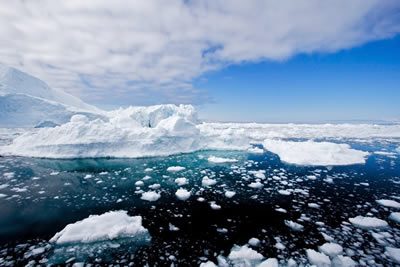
[258,258,278,267]
[202,176,217,187]
[167,166,186,172]
[228,245,264,266]
[262,139,369,166]
[306,249,331,267]
[348,216,388,229]
[385,247,400,264]
[199,261,217,267]
[50,211,148,244]
[284,220,304,231]
[225,190,236,198]
[208,156,238,163]
[376,199,400,209]
[141,191,161,201]
[175,188,191,200]
[318,243,343,257]
[389,212,400,223]
[174,177,188,186]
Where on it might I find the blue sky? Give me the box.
[197,35,400,123]
[1,0,400,123]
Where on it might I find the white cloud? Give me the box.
[0,0,399,105]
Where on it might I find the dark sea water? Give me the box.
[0,142,399,266]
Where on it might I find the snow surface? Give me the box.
[49,210,148,244]
[262,139,369,166]
[348,216,389,229]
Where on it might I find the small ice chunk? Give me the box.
[225,191,236,198]
[376,199,400,209]
[0,184,9,190]
[275,208,287,213]
[258,258,278,267]
[144,168,153,172]
[210,202,221,210]
[319,243,343,257]
[135,181,144,186]
[167,166,185,172]
[50,171,59,176]
[50,210,148,244]
[208,156,238,163]
[386,247,400,264]
[349,216,388,229]
[228,245,264,266]
[148,183,160,190]
[202,176,217,187]
[174,177,188,186]
[31,247,46,256]
[175,188,191,201]
[306,249,331,267]
[83,174,92,179]
[389,212,400,223]
[141,191,161,201]
[308,203,321,209]
[248,181,263,189]
[248,237,260,246]
[169,223,179,231]
[3,172,14,179]
[284,220,304,231]
[199,261,217,267]
[331,255,356,267]
[278,189,291,196]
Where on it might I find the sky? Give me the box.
[0,0,400,123]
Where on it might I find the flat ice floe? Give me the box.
[50,211,148,244]
[262,139,369,166]
[385,247,400,264]
[348,216,389,229]
[207,156,238,163]
[376,199,400,209]
[389,212,400,223]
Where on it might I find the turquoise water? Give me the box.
[0,143,399,265]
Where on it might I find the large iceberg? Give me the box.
[1,104,249,158]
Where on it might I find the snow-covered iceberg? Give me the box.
[0,64,101,127]
[262,139,369,166]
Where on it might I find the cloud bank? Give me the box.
[1,0,399,105]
